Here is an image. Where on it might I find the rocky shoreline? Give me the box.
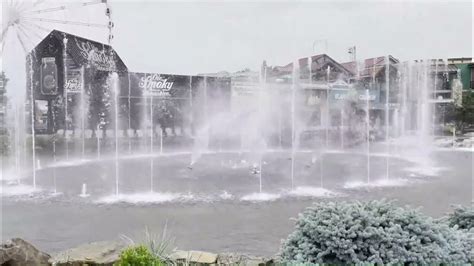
[1,238,276,265]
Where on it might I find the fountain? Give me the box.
[112,72,120,196]
[257,63,268,194]
[385,55,390,180]
[79,183,90,198]
[96,123,101,159]
[366,89,371,184]
[63,35,69,160]
[127,73,132,153]
[149,88,154,192]
[52,138,58,195]
[14,103,21,185]
[325,66,330,148]
[290,62,297,190]
[80,66,86,158]
[0,27,463,207]
[340,108,344,149]
[28,53,37,189]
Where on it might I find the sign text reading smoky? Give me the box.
[139,74,175,97]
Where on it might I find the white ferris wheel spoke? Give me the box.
[4,0,112,54]
[22,20,51,34]
[19,23,45,44]
[25,0,104,15]
[23,17,109,28]
[17,24,38,50]
[14,26,29,53]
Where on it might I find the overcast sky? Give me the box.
[110,0,472,74]
[1,0,473,98]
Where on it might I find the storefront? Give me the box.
[27,30,231,136]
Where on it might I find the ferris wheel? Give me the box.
[1,0,114,54]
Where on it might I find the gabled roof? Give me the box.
[33,30,128,72]
[420,59,459,73]
[270,54,353,76]
[341,55,399,78]
[301,54,353,75]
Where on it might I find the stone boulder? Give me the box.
[0,238,51,266]
[217,253,274,266]
[49,240,129,266]
[169,251,275,265]
[169,250,218,264]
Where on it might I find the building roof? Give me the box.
[270,54,353,77]
[448,57,472,64]
[31,30,128,72]
[428,63,458,73]
[341,55,399,78]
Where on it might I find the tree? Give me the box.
[445,91,474,134]
[87,71,112,138]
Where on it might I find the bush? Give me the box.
[115,245,163,266]
[281,200,472,264]
[447,205,474,230]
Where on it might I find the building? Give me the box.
[448,57,474,91]
[27,30,231,136]
[266,54,353,84]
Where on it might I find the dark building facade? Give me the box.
[27,30,231,136]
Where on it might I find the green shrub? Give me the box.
[281,200,472,264]
[116,245,163,266]
[447,205,474,230]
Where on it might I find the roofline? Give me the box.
[341,55,400,66]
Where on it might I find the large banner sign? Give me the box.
[72,38,117,71]
[128,73,191,99]
[139,74,175,97]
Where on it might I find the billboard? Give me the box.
[128,73,191,99]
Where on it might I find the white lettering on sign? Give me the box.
[75,39,116,70]
[358,94,376,101]
[139,74,174,97]
[65,78,82,93]
[333,92,376,101]
[334,93,348,100]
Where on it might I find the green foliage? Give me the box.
[116,245,163,266]
[281,200,472,264]
[143,226,174,263]
[445,91,474,133]
[447,205,474,230]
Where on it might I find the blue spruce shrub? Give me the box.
[281,200,472,264]
[447,205,474,230]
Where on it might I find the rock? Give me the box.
[0,238,51,266]
[169,250,218,264]
[49,240,129,266]
[217,253,274,266]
